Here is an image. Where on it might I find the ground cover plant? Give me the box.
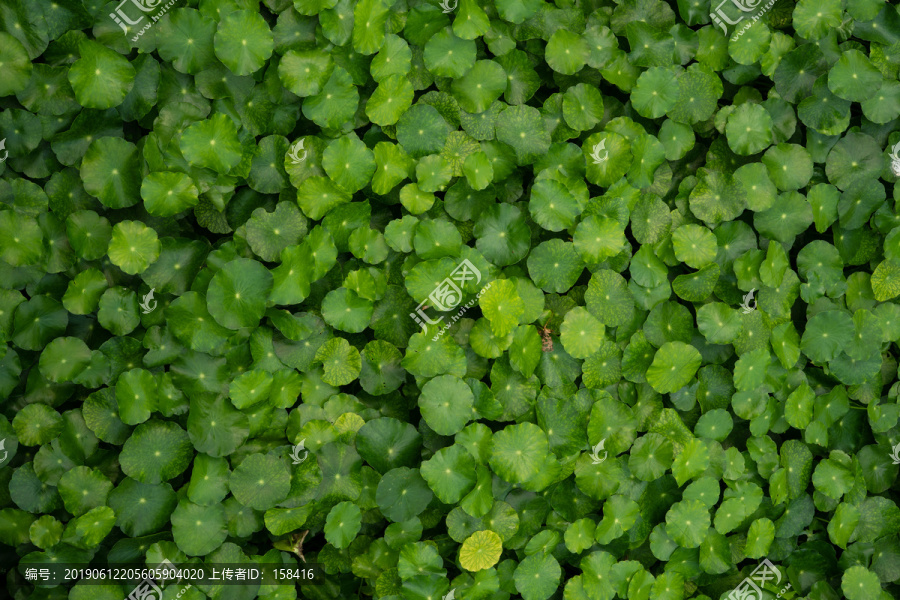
[1,0,900,599]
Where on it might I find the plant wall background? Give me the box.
[1,0,900,599]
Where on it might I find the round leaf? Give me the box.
[459,529,503,572]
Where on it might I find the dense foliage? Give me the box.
[1,0,900,599]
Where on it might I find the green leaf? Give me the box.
[560,307,605,360]
[763,143,814,192]
[325,501,362,549]
[514,552,562,600]
[646,342,702,394]
[585,269,635,328]
[376,467,433,523]
[65,506,116,549]
[213,10,274,76]
[669,63,723,124]
[155,8,217,74]
[321,288,373,334]
[58,466,112,517]
[180,113,243,174]
[315,337,362,386]
[38,337,90,383]
[671,438,709,486]
[672,224,718,269]
[871,260,900,301]
[171,499,227,556]
[574,215,626,264]
[545,29,588,75]
[629,433,674,482]
[119,420,193,484]
[13,404,63,446]
[475,203,531,267]
[116,368,158,425]
[459,529,503,572]
[726,103,774,155]
[107,220,160,275]
[279,49,333,97]
[141,172,199,217]
[812,453,855,500]
[828,49,883,103]
[585,132,632,188]
[230,454,291,510]
[744,519,775,558]
[495,105,551,165]
[352,0,388,54]
[68,40,135,109]
[529,178,580,232]
[632,67,677,119]
[206,258,273,330]
[360,341,406,396]
[785,383,815,429]
[108,478,177,538]
[366,74,414,126]
[80,138,142,209]
[0,32,32,96]
[421,444,476,504]
[323,133,376,193]
[841,566,882,600]
[801,311,854,363]
[489,422,550,484]
[697,303,742,345]
[419,375,474,436]
[527,239,585,294]
[665,499,710,549]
